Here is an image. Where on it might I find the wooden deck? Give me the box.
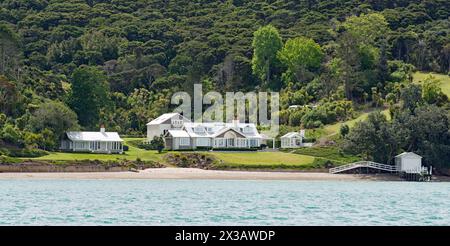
[329,161,432,182]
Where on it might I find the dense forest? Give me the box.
[0,0,449,167]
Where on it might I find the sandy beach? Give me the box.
[0,167,405,181]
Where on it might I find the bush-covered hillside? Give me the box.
[0,0,449,164]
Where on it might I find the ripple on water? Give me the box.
[0,180,449,225]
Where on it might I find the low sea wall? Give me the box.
[0,159,164,173]
[0,164,129,172]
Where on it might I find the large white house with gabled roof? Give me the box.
[60,126,124,154]
[147,113,263,150]
[146,113,191,141]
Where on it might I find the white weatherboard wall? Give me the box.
[147,124,170,140]
[146,113,190,141]
[395,152,422,172]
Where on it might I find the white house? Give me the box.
[280,130,312,148]
[146,113,191,141]
[60,126,124,154]
[395,152,423,173]
[162,119,263,150]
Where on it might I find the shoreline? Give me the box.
[0,167,411,181]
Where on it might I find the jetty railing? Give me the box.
[329,161,397,174]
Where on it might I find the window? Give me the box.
[249,139,259,147]
[237,139,247,147]
[90,141,100,150]
[172,120,183,126]
[112,142,119,150]
[243,126,253,134]
[194,126,205,133]
[226,138,235,147]
[214,139,225,147]
[179,138,190,146]
[196,138,209,146]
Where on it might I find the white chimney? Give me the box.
[232,118,239,127]
[100,124,106,133]
[299,129,305,138]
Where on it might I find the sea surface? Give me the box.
[0,180,449,225]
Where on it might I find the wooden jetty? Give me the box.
[329,161,432,182]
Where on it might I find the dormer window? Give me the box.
[171,119,183,126]
[243,126,253,133]
[194,126,205,133]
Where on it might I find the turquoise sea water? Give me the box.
[0,180,449,225]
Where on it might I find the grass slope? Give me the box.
[292,146,360,164]
[414,72,450,97]
[323,109,390,136]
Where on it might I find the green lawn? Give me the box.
[35,138,165,162]
[35,138,316,167]
[209,152,315,166]
[414,71,450,97]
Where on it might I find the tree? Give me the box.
[0,76,24,117]
[0,24,21,80]
[0,123,23,146]
[345,105,450,169]
[24,131,44,149]
[277,37,324,83]
[421,75,448,105]
[339,124,350,137]
[40,128,58,151]
[150,136,165,153]
[394,105,450,168]
[341,13,389,46]
[400,83,422,112]
[336,32,362,100]
[251,25,283,88]
[336,13,390,101]
[344,112,399,164]
[69,66,111,128]
[29,101,80,138]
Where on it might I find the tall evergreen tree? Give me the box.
[251,25,283,89]
[69,66,111,128]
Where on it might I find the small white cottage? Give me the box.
[281,130,310,148]
[60,126,124,154]
[395,152,423,173]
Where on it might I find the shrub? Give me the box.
[150,136,165,153]
[24,131,44,149]
[123,145,129,151]
[40,128,58,151]
[6,148,48,158]
[135,136,165,152]
[0,155,22,164]
[339,124,350,137]
[0,124,23,147]
[301,100,353,128]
